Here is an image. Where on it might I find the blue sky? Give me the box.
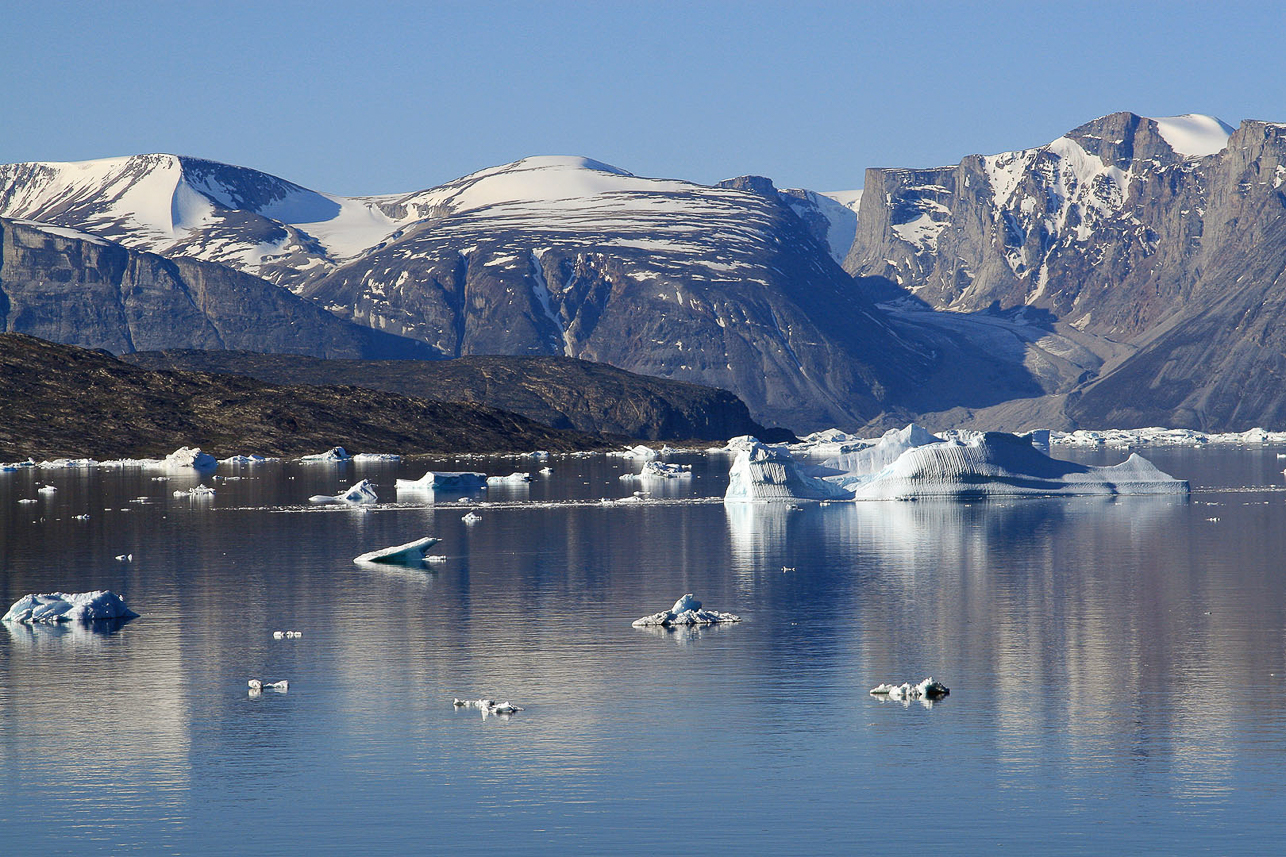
[4,1,1283,195]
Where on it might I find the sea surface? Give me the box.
[1,445,1284,854]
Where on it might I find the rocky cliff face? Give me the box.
[0,218,434,358]
[848,113,1286,430]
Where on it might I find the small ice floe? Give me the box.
[352,452,401,463]
[17,498,37,504]
[461,511,481,523]
[114,553,133,562]
[425,555,448,564]
[453,698,523,717]
[612,444,658,460]
[298,446,351,463]
[1,458,35,471]
[248,679,289,694]
[487,472,533,484]
[632,594,742,627]
[869,678,950,702]
[173,485,216,498]
[353,536,442,566]
[73,513,89,520]
[526,450,550,460]
[539,467,553,475]
[37,484,57,495]
[219,454,276,465]
[272,631,303,639]
[3,591,138,624]
[308,479,378,505]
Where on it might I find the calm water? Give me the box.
[2,446,1285,854]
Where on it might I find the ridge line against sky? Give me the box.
[3,0,1284,196]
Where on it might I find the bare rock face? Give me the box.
[0,218,434,359]
[848,113,1286,430]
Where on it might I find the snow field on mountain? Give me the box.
[1150,114,1234,158]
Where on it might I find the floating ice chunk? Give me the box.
[299,446,351,462]
[1,458,35,471]
[308,479,378,505]
[539,467,553,475]
[114,553,133,562]
[870,678,949,701]
[73,514,89,520]
[615,444,658,460]
[3,590,138,624]
[725,440,852,502]
[487,472,533,484]
[248,679,288,693]
[37,484,57,495]
[620,461,693,480]
[173,485,215,498]
[526,450,550,459]
[17,498,36,504]
[353,536,442,565]
[395,470,487,491]
[632,594,742,627]
[219,454,278,464]
[426,555,448,564]
[352,452,401,462]
[461,511,481,523]
[452,698,523,717]
[162,447,218,471]
[849,432,1188,500]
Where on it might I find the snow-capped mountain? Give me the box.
[0,153,926,429]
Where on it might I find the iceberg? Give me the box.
[173,484,216,498]
[870,678,950,701]
[162,446,218,471]
[395,470,487,491]
[619,461,692,480]
[486,472,533,484]
[613,444,658,460]
[353,452,401,463]
[3,590,138,624]
[219,454,278,464]
[850,432,1188,500]
[452,698,523,717]
[724,440,851,502]
[353,536,442,566]
[299,446,351,462]
[726,426,1186,502]
[308,479,378,504]
[632,594,742,627]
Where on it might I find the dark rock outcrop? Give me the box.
[0,334,609,460]
[122,349,789,441]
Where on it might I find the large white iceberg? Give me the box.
[850,431,1188,500]
[353,536,442,566]
[395,470,487,492]
[727,426,1186,502]
[309,479,378,504]
[724,440,852,502]
[632,594,742,627]
[3,590,138,624]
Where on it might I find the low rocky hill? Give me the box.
[122,349,788,441]
[0,334,611,460]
